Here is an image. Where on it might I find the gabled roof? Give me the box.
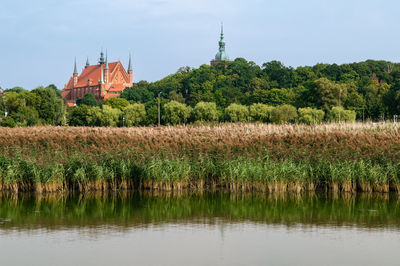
[65,61,129,90]
[74,62,119,88]
[108,83,126,92]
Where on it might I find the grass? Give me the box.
[0,122,400,193]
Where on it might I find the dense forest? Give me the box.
[1,59,400,127]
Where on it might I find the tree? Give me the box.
[169,90,186,103]
[123,103,147,126]
[328,107,356,122]
[270,104,297,124]
[32,86,64,125]
[163,101,192,125]
[76,93,98,107]
[224,103,249,122]
[262,61,295,88]
[249,103,275,122]
[98,105,121,127]
[68,105,99,126]
[11,106,39,126]
[298,107,325,124]
[120,81,154,103]
[104,98,129,110]
[193,102,219,122]
[313,78,348,112]
[0,117,16,128]
[3,92,24,114]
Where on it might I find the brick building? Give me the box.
[62,51,133,106]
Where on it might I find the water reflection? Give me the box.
[0,191,399,231]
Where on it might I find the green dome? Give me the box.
[213,24,230,62]
[215,50,229,61]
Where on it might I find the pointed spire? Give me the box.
[213,22,229,62]
[100,65,104,84]
[85,57,90,68]
[73,57,78,74]
[105,49,109,70]
[128,53,132,71]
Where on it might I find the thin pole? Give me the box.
[158,92,161,126]
[338,88,341,124]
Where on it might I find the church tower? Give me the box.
[128,53,133,84]
[211,23,230,66]
[73,58,78,86]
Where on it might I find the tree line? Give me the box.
[1,58,399,127]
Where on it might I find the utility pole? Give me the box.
[158,92,161,126]
[338,88,342,124]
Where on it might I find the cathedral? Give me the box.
[62,51,133,106]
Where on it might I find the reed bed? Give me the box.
[0,122,399,193]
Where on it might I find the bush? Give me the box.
[100,105,121,127]
[163,101,192,125]
[249,103,275,122]
[193,102,219,122]
[68,105,100,126]
[11,106,39,126]
[123,103,146,126]
[0,117,16,128]
[298,107,325,124]
[224,104,249,122]
[328,106,356,122]
[76,93,98,107]
[104,98,129,110]
[270,104,297,124]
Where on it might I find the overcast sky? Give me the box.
[1,0,399,90]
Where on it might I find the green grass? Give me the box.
[0,154,399,193]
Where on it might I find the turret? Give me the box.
[127,53,133,84]
[211,23,230,66]
[104,50,109,84]
[73,58,78,86]
[99,64,105,96]
[85,57,90,68]
[98,49,105,65]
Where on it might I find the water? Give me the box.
[0,192,399,266]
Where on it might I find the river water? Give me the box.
[0,192,399,266]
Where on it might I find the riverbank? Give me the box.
[1,123,399,193]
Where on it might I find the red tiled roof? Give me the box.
[104,93,120,100]
[108,83,126,92]
[74,62,119,88]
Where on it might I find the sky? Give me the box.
[0,0,400,90]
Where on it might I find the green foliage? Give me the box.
[105,98,129,110]
[123,103,146,126]
[76,93,98,107]
[120,81,154,103]
[328,107,357,122]
[249,103,274,122]
[224,103,249,122]
[298,107,325,124]
[68,105,98,126]
[270,104,297,124]
[11,106,39,126]
[169,90,186,104]
[163,101,191,125]
[99,105,121,127]
[31,86,64,125]
[0,117,16,127]
[192,102,219,122]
